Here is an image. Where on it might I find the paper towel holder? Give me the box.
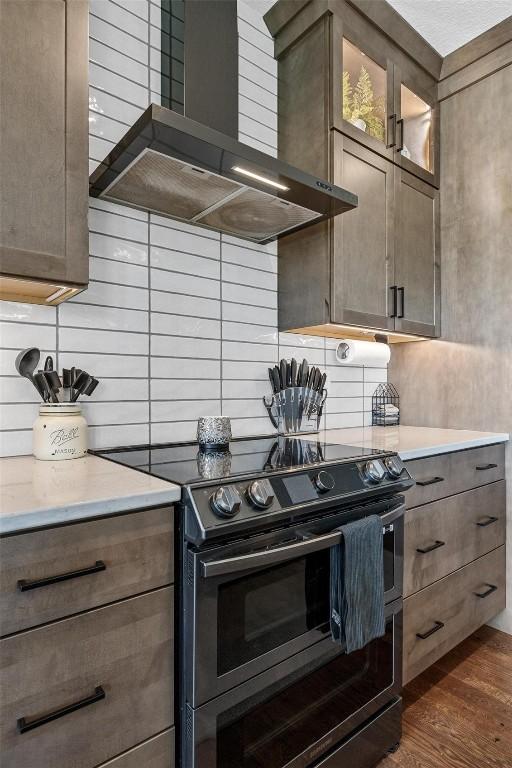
[337,334,388,358]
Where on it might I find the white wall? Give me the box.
[0,0,387,457]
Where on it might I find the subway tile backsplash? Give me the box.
[0,0,387,456]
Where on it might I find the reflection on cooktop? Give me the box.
[93,436,384,486]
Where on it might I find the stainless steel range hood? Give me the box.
[89,105,357,244]
[89,0,357,244]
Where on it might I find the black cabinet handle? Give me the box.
[17,560,106,592]
[474,584,498,599]
[17,686,105,734]
[476,516,499,528]
[396,118,404,152]
[416,540,445,554]
[398,287,405,318]
[416,621,444,640]
[390,285,398,318]
[387,114,397,148]
[416,476,444,487]
[475,463,498,471]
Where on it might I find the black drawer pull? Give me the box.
[476,516,498,528]
[475,463,498,471]
[417,540,445,554]
[416,621,444,640]
[474,584,498,599]
[416,476,444,487]
[17,686,105,734]
[17,560,106,592]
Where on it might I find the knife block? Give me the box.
[263,386,326,435]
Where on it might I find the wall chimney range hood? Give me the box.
[89,0,357,244]
[89,105,357,244]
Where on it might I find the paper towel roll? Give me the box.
[336,339,390,366]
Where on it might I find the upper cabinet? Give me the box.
[0,0,89,305]
[265,0,442,340]
[332,15,439,187]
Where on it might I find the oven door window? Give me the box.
[216,530,395,676]
[216,618,394,768]
[217,550,329,675]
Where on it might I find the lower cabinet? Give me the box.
[403,546,505,683]
[403,444,506,685]
[404,480,506,596]
[0,506,175,768]
[0,588,173,768]
[99,729,175,768]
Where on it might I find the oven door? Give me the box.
[185,496,404,706]
[185,598,402,768]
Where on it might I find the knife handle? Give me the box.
[280,359,287,390]
[290,358,297,388]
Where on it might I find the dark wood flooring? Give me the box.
[381,626,512,768]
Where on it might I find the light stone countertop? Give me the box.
[0,454,181,535]
[315,425,509,460]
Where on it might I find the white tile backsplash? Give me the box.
[0,0,386,456]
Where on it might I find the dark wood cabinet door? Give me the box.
[394,168,440,337]
[0,0,89,286]
[332,132,395,331]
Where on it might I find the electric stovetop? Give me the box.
[92,435,386,487]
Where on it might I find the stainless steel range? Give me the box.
[95,435,414,768]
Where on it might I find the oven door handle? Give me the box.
[201,531,342,578]
[201,502,405,579]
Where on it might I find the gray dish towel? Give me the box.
[330,514,386,654]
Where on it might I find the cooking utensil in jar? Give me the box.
[83,377,99,397]
[70,371,92,402]
[15,347,44,399]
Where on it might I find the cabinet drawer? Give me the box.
[405,444,505,508]
[0,587,173,768]
[99,729,174,768]
[0,506,174,636]
[403,546,505,684]
[404,481,505,596]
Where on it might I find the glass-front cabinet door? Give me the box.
[394,67,439,186]
[338,25,395,160]
[334,21,439,186]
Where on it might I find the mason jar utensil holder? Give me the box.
[263,386,327,435]
[33,403,88,461]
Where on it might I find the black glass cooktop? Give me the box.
[92,435,386,486]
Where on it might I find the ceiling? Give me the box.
[386,0,511,55]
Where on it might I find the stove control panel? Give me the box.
[188,454,412,542]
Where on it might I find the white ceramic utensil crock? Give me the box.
[33,403,88,461]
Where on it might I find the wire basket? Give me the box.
[372,383,400,426]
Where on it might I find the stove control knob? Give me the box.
[313,471,335,493]
[364,459,386,484]
[247,478,274,510]
[210,486,242,518]
[384,456,403,479]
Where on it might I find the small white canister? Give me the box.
[33,403,88,461]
